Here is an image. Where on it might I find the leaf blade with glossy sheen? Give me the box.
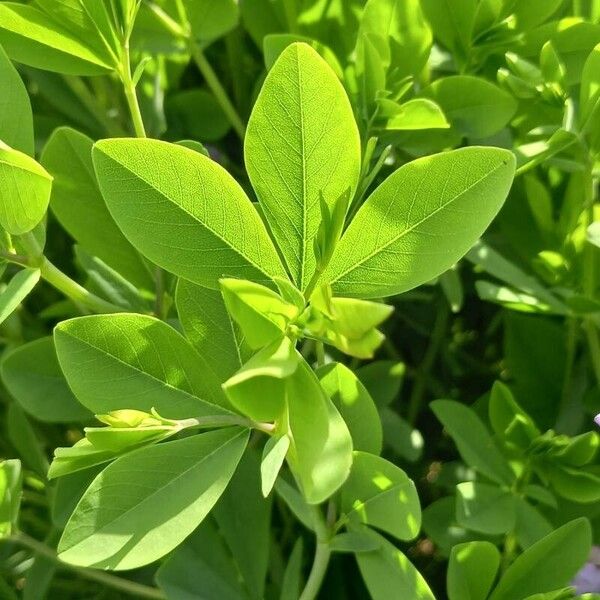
[356,529,435,600]
[93,138,287,289]
[447,541,500,600]
[341,451,420,541]
[0,3,113,75]
[325,147,515,298]
[58,427,249,570]
[245,42,361,290]
[317,362,382,455]
[0,44,33,155]
[54,314,230,418]
[431,399,514,485]
[0,143,52,235]
[0,268,40,325]
[489,518,591,600]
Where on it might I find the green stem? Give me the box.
[407,299,450,425]
[17,232,124,314]
[556,317,578,428]
[299,506,331,600]
[191,44,246,140]
[120,40,146,138]
[40,259,125,314]
[9,533,165,599]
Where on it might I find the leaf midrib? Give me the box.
[329,157,509,284]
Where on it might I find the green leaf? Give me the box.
[330,529,381,553]
[489,519,592,600]
[324,147,515,298]
[360,0,432,81]
[489,381,539,443]
[0,3,113,75]
[514,498,553,549]
[261,435,290,497]
[1,337,91,423]
[422,76,517,139]
[280,538,304,600]
[420,0,477,62]
[213,451,271,600]
[263,34,343,78]
[93,138,286,289]
[380,408,424,462]
[49,438,129,479]
[447,541,500,600]
[455,482,516,535]
[177,279,251,382]
[341,451,420,541]
[356,529,435,600]
[183,0,239,44]
[58,427,249,570]
[274,477,314,532]
[54,314,230,418]
[384,99,450,131]
[0,459,21,537]
[580,43,600,152]
[223,337,300,422]
[245,42,361,290]
[317,362,383,455]
[356,361,405,408]
[41,128,152,289]
[285,359,353,504]
[220,278,300,350]
[431,399,515,485]
[7,404,48,477]
[0,44,33,155]
[156,519,249,600]
[166,89,231,142]
[0,268,40,325]
[0,143,52,235]
[545,464,600,503]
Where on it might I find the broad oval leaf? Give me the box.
[285,360,353,504]
[245,42,361,290]
[58,427,249,570]
[489,518,592,600]
[0,44,33,155]
[317,362,382,455]
[341,451,420,541]
[1,337,91,423]
[0,3,113,75]
[447,541,500,600]
[54,313,230,418]
[455,482,516,535]
[356,529,435,600]
[431,399,515,485]
[92,138,287,289]
[422,76,517,139]
[0,143,52,235]
[41,128,153,290]
[324,147,515,298]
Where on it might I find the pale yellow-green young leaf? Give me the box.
[0,142,52,235]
